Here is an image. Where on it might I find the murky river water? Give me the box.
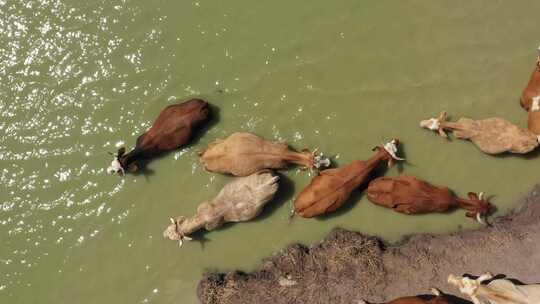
[2,0,540,303]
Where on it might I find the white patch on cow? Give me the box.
[107,158,124,174]
[383,139,404,161]
[532,96,540,112]
[420,118,440,130]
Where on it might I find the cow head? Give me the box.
[107,147,126,175]
[448,273,493,303]
[163,217,192,247]
[461,192,492,225]
[373,139,405,167]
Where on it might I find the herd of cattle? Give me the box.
[105,49,540,303]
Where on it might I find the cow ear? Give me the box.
[468,192,478,201]
[117,147,126,158]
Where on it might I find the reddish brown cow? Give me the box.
[520,47,540,111]
[366,175,491,223]
[293,139,403,218]
[521,47,540,134]
[107,99,211,174]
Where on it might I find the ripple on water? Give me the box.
[0,0,157,296]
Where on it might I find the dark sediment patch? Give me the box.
[197,185,540,304]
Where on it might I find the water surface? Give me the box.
[2,1,540,303]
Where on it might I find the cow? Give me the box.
[420,111,539,155]
[358,288,455,304]
[366,175,491,224]
[448,272,540,304]
[199,132,330,176]
[163,171,279,247]
[293,139,404,218]
[520,46,540,111]
[520,47,540,134]
[107,99,211,175]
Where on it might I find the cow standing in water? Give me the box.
[521,47,540,134]
[107,99,211,175]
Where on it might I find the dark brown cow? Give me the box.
[366,175,491,223]
[359,289,455,304]
[107,99,211,174]
[293,139,403,218]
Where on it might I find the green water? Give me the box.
[2,0,540,303]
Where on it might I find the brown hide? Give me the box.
[384,296,453,304]
[294,146,395,218]
[199,132,326,176]
[120,99,210,171]
[521,65,540,111]
[367,175,491,219]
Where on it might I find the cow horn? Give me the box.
[478,192,484,200]
[178,235,193,248]
[313,153,331,169]
[382,139,404,161]
[476,213,486,225]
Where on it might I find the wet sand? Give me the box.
[198,185,540,304]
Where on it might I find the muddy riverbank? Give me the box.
[198,185,540,304]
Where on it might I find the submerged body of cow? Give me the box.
[521,47,540,135]
[367,175,491,223]
[107,99,211,175]
[199,132,330,176]
[359,289,455,304]
[293,139,403,218]
[420,111,539,155]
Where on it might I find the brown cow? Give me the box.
[107,99,211,175]
[366,175,491,223]
[420,111,538,154]
[199,132,330,176]
[520,47,540,111]
[293,139,403,218]
[358,289,455,304]
[520,47,540,134]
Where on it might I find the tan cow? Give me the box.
[163,170,279,247]
[420,112,538,155]
[448,273,540,304]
